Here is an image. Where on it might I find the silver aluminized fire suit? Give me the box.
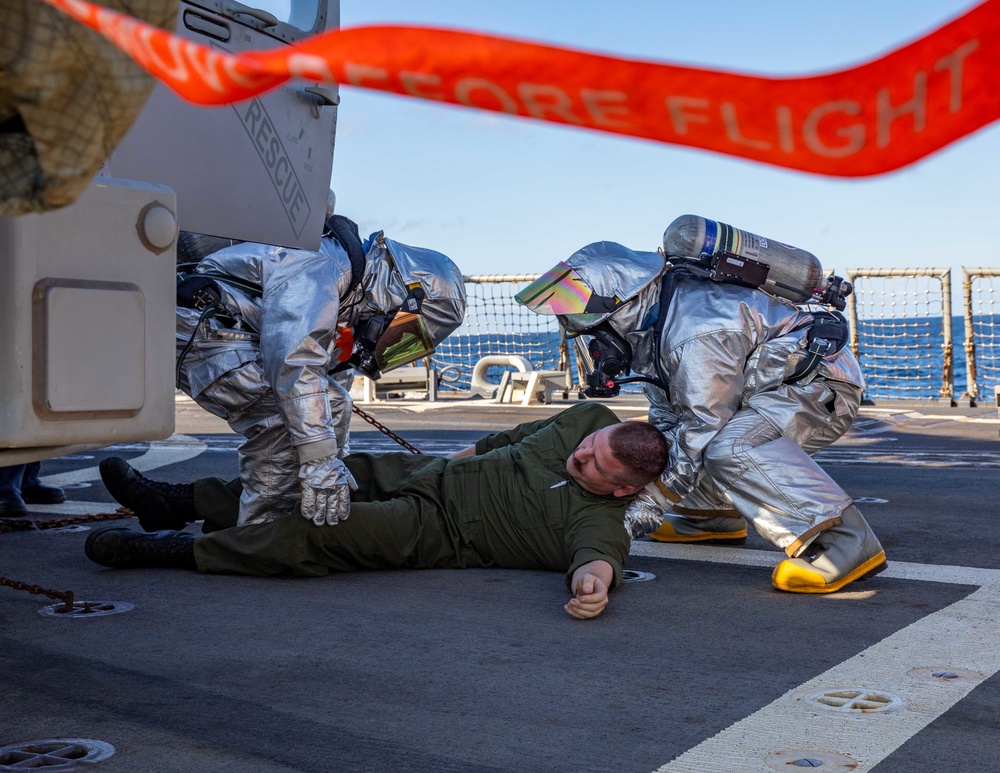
[523,241,867,556]
[175,234,466,527]
[626,273,864,554]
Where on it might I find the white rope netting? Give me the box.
[845,270,952,401]
[965,270,1000,401]
[432,275,569,393]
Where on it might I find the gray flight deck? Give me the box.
[2,393,999,772]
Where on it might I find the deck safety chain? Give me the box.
[0,508,133,612]
[0,576,76,613]
[352,405,423,454]
[0,509,132,534]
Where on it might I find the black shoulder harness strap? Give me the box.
[648,267,685,397]
[653,267,684,342]
[323,214,367,296]
[786,310,850,384]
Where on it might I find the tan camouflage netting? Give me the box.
[0,0,178,215]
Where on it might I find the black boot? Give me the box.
[85,526,197,570]
[21,481,66,504]
[0,488,28,518]
[99,457,196,531]
[20,461,65,504]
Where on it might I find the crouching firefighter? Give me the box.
[148,214,466,530]
[516,215,886,593]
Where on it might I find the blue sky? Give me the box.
[331,1,994,292]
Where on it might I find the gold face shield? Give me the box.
[515,261,622,329]
[373,311,436,373]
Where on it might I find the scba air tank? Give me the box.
[662,215,824,304]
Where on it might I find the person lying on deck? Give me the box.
[86,404,670,620]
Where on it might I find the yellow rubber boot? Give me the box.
[648,512,748,545]
[772,506,887,593]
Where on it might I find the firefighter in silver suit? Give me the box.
[517,239,886,593]
[172,219,466,529]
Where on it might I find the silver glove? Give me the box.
[298,456,358,526]
[623,484,669,540]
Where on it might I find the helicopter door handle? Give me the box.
[304,87,340,106]
[224,3,279,27]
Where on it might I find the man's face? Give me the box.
[566,426,637,498]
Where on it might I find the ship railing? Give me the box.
[962,268,1000,406]
[355,269,1000,408]
[843,267,955,404]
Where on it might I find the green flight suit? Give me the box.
[193,403,633,589]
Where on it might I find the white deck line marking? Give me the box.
[857,408,1000,425]
[20,500,126,516]
[39,435,207,487]
[651,586,1000,773]
[632,542,1000,772]
[815,449,1000,468]
[630,542,1000,585]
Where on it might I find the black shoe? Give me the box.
[21,481,66,505]
[0,489,28,518]
[99,457,196,532]
[85,526,197,569]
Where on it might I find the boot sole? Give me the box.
[648,530,748,545]
[773,551,888,594]
[99,457,191,532]
[85,526,131,567]
[21,494,66,504]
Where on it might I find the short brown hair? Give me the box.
[607,421,670,487]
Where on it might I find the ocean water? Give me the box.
[857,314,1000,401]
[856,315,965,400]
[433,331,567,393]
[433,315,999,402]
